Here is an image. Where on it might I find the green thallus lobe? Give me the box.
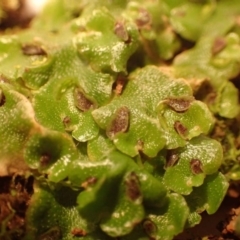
[2,0,238,239]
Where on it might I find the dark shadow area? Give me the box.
[175,192,240,239]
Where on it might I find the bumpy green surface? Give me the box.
[2,0,239,239]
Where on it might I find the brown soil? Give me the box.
[0,175,34,240]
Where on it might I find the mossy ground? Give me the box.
[1,0,240,239]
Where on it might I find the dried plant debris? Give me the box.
[2,0,240,239]
[217,207,240,239]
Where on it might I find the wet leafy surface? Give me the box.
[2,0,240,239]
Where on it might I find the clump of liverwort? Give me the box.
[2,0,240,239]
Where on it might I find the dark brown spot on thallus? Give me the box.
[190,159,203,174]
[125,172,141,201]
[205,92,217,105]
[63,116,71,126]
[74,89,93,111]
[212,37,226,55]
[143,219,157,238]
[81,177,97,189]
[113,75,126,95]
[166,150,179,168]
[38,227,61,240]
[40,154,51,167]
[136,9,151,27]
[0,90,6,106]
[114,22,129,42]
[22,44,46,56]
[71,228,87,237]
[174,121,188,137]
[165,97,193,112]
[107,106,130,139]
